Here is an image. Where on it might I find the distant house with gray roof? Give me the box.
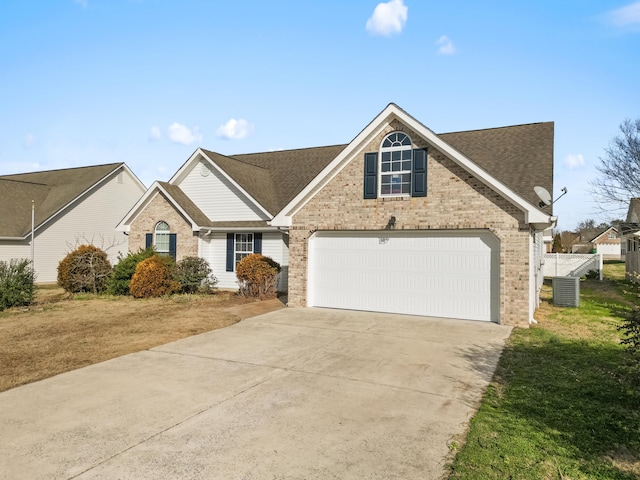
[0,163,146,282]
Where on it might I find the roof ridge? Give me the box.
[0,178,48,186]
[0,162,123,178]
[230,143,348,157]
[440,121,553,136]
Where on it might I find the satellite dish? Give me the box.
[534,186,552,207]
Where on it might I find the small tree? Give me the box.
[57,245,112,294]
[236,254,281,299]
[107,247,155,295]
[552,233,564,253]
[591,118,640,215]
[0,259,36,310]
[129,255,181,298]
[175,256,217,294]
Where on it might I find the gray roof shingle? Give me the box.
[0,163,123,238]
[198,122,553,216]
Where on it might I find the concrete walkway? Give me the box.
[0,306,511,480]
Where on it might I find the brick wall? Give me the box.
[288,120,532,327]
[129,192,198,260]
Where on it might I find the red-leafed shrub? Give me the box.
[236,254,281,299]
[57,245,112,294]
[129,255,180,298]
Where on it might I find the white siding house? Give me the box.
[0,164,146,283]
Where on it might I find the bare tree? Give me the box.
[592,118,640,215]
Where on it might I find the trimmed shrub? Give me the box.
[107,247,155,295]
[0,259,36,310]
[175,256,217,294]
[57,245,112,294]
[129,255,181,298]
[236,254,281,299]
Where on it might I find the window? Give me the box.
[363,132,427,200]
[380,132,412,196]
[226,233,262,272]
[235,233,254,265]
[155,221,170,255]
[608,231,617,239]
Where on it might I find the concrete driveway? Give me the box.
[0,307,511,480]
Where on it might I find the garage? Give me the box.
[307,230,500,322]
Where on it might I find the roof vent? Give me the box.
[552,276,580,307]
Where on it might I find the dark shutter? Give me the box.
[145,233,153,248]
[363,152,378,199]
[226,233,234,272]
[411,148,427,197]
[254,233,262,254]
[169,234,177,260]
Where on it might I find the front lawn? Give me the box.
[448,262,640,479]
[0,287,254,393]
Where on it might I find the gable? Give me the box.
[176,157,270,222]
[271,104,554,228]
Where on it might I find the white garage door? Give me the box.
[308,230,499,322]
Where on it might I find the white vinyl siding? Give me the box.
[308,230,499,322]
[20,168,145,283]
[0,241,31,266]
[200,231,289,290]
[178,161,269,222]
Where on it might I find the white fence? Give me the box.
[543,253,603,279]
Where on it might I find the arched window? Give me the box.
[380,132,412,196]
[154,221,170,255]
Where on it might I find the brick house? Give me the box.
[117,104,555,326]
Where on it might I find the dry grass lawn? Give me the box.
[0,286,256,393]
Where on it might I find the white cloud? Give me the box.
[564,153,585,170]
[607,1,640,28]
[168,122,202,146]
[215,118,254,140]
[22,133,37,149]
[366,0,408,36]
[74,0,88,8]
[149,126,162,141]
[436,35,456,55]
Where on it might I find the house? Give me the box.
[623,198,640,280]
[117,104,555,327]
[570,226,621,260]
[0,163,146,283]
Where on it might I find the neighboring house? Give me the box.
[117,104,555,327]
[0,163,146,283]
[571,226,621,260]
[623,198,640,280]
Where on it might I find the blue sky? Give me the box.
[1,0,639,231]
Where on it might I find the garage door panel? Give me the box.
[308,231,499,322]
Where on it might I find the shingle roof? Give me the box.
[0,163,123,238]
[201,145,346,215]
[201,122,553,216]
[157,182,213,228]
[440,122,554,210]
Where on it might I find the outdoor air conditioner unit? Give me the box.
[552,276,580,307]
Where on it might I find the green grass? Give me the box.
[448,262,640,479]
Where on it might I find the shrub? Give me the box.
[129,255,181,298]
[107,247,155,295]
[236,254,281,299]
[619,307,640,355]
[57,245,112,294]
[0,259,35,310]
[175,256,217,294]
